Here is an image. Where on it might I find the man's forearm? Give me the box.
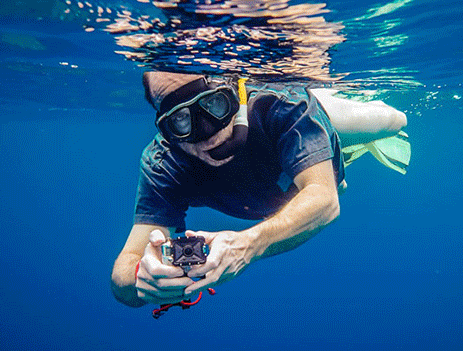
[111,224,163,307]
[111,253,146,307]
[246,183,340,260]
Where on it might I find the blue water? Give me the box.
[1,1,462,350]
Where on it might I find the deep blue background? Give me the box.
[1,1,462,350]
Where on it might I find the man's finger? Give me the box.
[187,238,224,277]
[137,284,186,302]
[185,230,196,237]
[139,254,184,278]
[187,257,220,278]
[138,275,194,290]
[184,264,227,295]
[155,277,194,290]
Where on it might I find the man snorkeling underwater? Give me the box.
[111,72,408,307]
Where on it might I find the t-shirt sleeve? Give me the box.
[133,141,188,231]
[264,95,334,179]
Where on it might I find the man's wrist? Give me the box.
[111,254,146,307]
[110,276,147,308]
[241,226,270,261]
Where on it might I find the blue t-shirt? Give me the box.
[133,89,344,231]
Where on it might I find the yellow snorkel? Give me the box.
[235,77,249,127]
[208,78,249,160]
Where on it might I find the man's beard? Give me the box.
[177,115,236,167]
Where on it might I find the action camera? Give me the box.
[161,236,208,267]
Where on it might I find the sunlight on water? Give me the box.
[61,0,346,81]
[57,0,429,95]
[354,0,414,21]
[2,0,460,116]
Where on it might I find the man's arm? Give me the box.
[184,159,340,294]
[251,158,340,259]
[111,224,164,307]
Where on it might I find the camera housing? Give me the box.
[162,236,208,267]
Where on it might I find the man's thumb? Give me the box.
[149,229,167,246]
[185,230,216,244]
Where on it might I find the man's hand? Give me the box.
[136,230,195,304]
[184,229,260,296]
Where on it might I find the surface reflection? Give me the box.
[65,0,346,81]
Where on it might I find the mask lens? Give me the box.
[198,91,230,119]
[168,107,191,136]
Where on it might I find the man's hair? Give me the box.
[142,72,155,109]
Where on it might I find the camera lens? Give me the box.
[183,245,194,257]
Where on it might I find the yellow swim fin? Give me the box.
[342,131,411,175]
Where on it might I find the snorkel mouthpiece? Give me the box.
[208,78,249,160]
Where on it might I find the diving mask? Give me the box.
[156,86,240,143]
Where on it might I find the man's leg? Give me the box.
[311,89,407,147]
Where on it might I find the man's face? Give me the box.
[177,115,235,167]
